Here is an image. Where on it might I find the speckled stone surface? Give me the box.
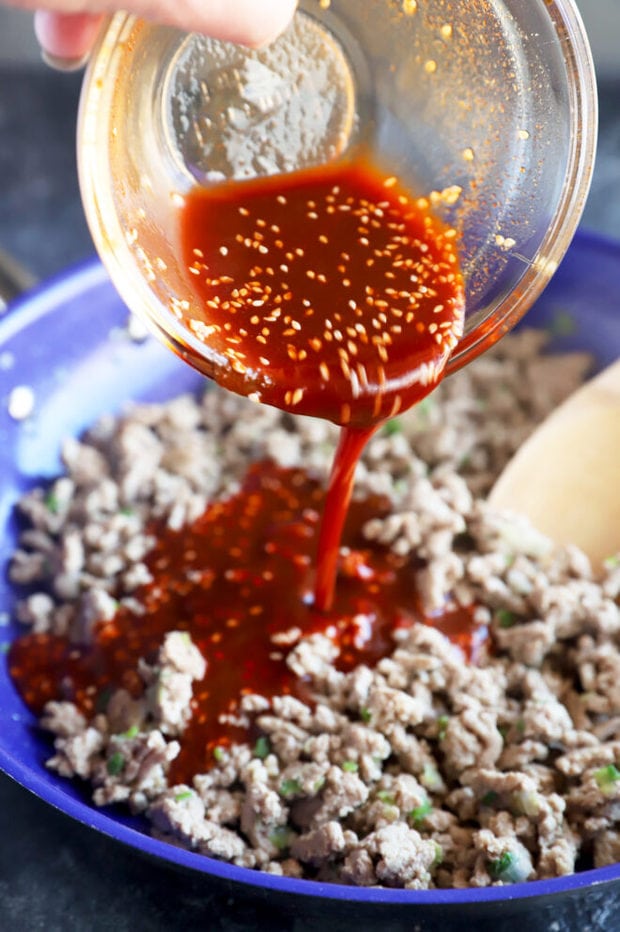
[0,64,619,932]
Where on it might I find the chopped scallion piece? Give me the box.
[437,715,449,741]
[44,492,60,514]
[280,778,302,797]
[408,798,432,827]
[487,848,531,883]
[121,725,139,739]
[174,790,194,802]
[496,609,516,629]
[488,851,514,881]
[421,762,442,790]
[213,746,225,762]
[269,826,295,851]
[433,842,443,867]
[594,763,620,793]
[382,418,403,436]
[342,760,358,773]
[253,736,270,759]
[106,751,125,776]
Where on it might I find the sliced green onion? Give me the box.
[121,725,139,739]
[106,751,125,776]
[594,763,620,793]
[269,826,296,851]
[488,850,514,881]
[437,715,449,741]
[341,760,358,773]
[382,418,403,436]
[487,848,531,883]
[433,842,443,867]
[496,609,516,629]
[253,736,270,759]
[280,778,302,797]
[409,798,432,828]
[420,762,442,790]
[45,492,60,514]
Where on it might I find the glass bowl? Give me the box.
[77,0,597,385]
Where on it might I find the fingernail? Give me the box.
[40,49,90,72]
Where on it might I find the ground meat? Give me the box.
[8,330,620,888]
[441,708,503,776]
[142,632,207,736]
[355,822,439,889]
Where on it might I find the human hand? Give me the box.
[6,0,297,69]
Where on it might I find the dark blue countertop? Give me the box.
[0,62,618,932]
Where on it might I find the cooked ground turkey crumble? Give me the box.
[9,328,620,889]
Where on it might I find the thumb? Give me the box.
[35,1,298,69]
[35,12,105,68]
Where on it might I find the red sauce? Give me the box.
[9,462,483,784]
[9,156,480,774]
[179,157,465,609]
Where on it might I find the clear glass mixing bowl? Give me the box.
[77,0,597,382]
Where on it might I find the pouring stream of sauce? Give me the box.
[178,157,465,609]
